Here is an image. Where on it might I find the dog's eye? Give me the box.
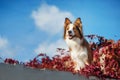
[73,27,76,31]
[73,27,75,30]
[66,26,69,30]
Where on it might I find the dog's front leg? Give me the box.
[78,52,89,65]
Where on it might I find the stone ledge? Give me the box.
[0,63,89,80]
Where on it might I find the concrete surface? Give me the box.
[0,63,89,80]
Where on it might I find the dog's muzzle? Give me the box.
[68,31,74,39]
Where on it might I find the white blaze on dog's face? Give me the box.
[66,24,74,39]
[64,18,83,40]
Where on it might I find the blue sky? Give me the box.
[0,0,120,61]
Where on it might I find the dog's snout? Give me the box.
[68,31,72,34]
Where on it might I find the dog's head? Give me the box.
[64,18,83,40]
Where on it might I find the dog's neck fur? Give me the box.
[66,37,83,51]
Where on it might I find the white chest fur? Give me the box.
[65,37,88,70]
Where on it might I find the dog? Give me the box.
[64,17,93,71]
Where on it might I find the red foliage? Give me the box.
[2,34,120,79]
[81,35,120,79]
[25,52,75,73]
[4,58,19,65]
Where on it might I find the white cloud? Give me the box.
[34,39,68,57]
[0,36,15,58]
[33,3,74,57]
[0,36,8,49]
[32,3,74,35]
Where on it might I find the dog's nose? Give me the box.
[68,31,72,34]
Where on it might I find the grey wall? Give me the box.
[0,63,89,80]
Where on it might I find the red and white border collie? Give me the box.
[64,18,93,71]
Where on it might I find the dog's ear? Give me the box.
[64,18,71,26]
[64,18,71,39]
[74,18,82,32]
